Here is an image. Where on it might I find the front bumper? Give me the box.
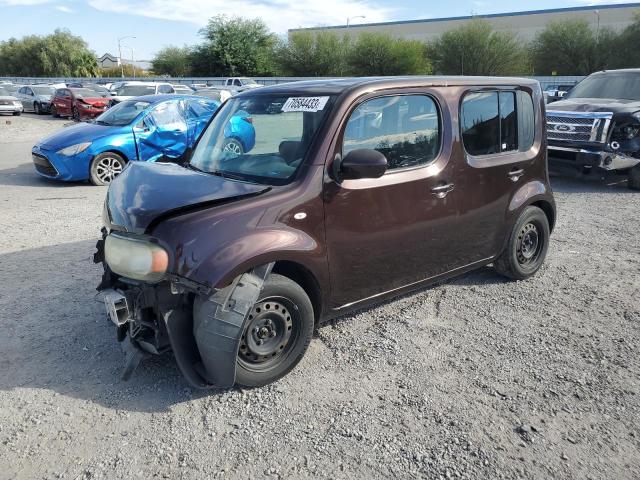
[0,103,22,114]
[548,141,640,171]
[31,145,93,181]
[77,105,107,118]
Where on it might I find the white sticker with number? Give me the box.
[281,96,330,113]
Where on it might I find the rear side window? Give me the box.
[461,89,535,156]
[342,95,440,171]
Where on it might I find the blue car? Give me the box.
[31,95,256,185]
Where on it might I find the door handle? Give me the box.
[508,168,525,182]
[431,183,454,199]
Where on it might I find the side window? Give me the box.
[26,88,33,96]
[18,87,26,94]
[185,98,218,119]
[517,91,535,151]
[342,95,440,171]
[157,84,171,94]
[234,79,241,87]
[148,101,186,130]
[461,90,519,156]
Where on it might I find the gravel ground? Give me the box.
[0,114,639,480]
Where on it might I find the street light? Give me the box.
[117,35,136,78]
[120,45,136,78]
[594,10,601,44]
[346,15,365,28]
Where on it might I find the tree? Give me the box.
[609,12,640,69]
[529,20,617,75]
[429,20,530,75]
[276,31,350,76]
[190,15,277,76]
[100,64,148,77]
[346,33,432,76]
[0,29,98,77]
[151,46,192,76]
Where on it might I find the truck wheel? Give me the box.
[628,165,640,191]
[235,274,314,388]
[493,206,550,281]
[89,152,125,186]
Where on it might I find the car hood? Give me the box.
[36,122,122,150]
[77,96,109,106]
[0,95,18,101]
[549,98,640,115]
[37,94,52,101]
[105,162,270,233]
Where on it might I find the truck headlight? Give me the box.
[57,142,92,156]
[13,101,21,107]
[105,234,169,282]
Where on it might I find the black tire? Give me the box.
[13,111,21,116]
[51,104,59,118]
[494,206,550,280]
[222,138,244,157]
[629,165,640,191]
[89,152,126,186]
[34,102,41,115]
[72,107,80,122]
[235,274,314,388]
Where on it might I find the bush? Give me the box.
[347,33,432,76]
[276,31,349,76]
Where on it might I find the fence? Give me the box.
[1,75,586,90]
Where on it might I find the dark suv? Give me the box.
[96,77,556,388]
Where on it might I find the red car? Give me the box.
[50,87,109,120]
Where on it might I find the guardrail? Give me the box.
[1,75,586,90]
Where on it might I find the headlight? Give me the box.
[13,101,21,107]
[57,142,92,156]
[105,234,169,282]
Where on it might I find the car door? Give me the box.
[323,92,465,308]
[21,87,33,110]
[453,88,538,263]
[57,89,72,116]
[133,100,189,161]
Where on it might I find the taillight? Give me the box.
[242,116,253,124]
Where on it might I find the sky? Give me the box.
[0,0,637,60]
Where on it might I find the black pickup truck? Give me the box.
[546,69,640,190]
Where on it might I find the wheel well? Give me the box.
[531,200,555,232]
[271,261,322,324]
[88,150,129,175]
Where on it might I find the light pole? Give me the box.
[346,15,365,28]
[117,36,136,78]
[121,46,136,78]
[594,10,601,44]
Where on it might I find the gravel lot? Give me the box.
[1,114,639,480]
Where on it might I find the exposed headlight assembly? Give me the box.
[57,142,92,156]
[105,234,169,282]
[13,101,21,107]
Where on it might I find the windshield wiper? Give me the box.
[209,169,256,183]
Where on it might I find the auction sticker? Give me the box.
[281,96,330,113]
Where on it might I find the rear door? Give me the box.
[324,92,464,308]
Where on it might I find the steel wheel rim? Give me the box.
[516,222,542,266]
[223,140,242,156]
[238,296,299,371]
[73,108,79,121]
[95,156,123,183]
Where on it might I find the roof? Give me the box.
[125,94,214,103]
[290,2,640,32]
[98,53,118,61]
[238,76,539,97]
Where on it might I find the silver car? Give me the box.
[15,85,56,114]
[0,86,23,116]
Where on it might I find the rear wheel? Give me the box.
[89,152,125,186]
[72,107,80,122]
[494,206,550,280]
[628,165,640,191]
[235,274,314,388]
[222,138,244,157]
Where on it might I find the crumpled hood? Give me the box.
[78,96,109,107]
[549,98,640,115]
[106,162,270,233]
[37,122,119,150]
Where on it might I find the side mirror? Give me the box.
[335,149,388,181]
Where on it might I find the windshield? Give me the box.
[83,84,109,94]
[32,86,55,96]
[190,94,334,185]
[566,72,640,101]
[71,88,104,97]
[241,78,257,85]
[116,85,157,96]
[95,100,150,126]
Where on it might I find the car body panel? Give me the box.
[0,95,22,114]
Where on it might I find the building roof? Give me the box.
[289,2,640,32]
[98,53,118,61]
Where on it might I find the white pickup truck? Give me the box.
[223,77,263,90]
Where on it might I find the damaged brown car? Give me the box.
[95,77,556,388]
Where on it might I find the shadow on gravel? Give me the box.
[550,170,634,194]
[0,163,91,188]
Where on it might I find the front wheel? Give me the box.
[72,107,80,122]
[628,165,640,191]
[493,206,550,280]
[222,138,244,157]
[51,104,59,118]
[235,274,314,388]
[89,152,125,186]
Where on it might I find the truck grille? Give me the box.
[32,153,58,177]
[546,111,612,144]
[0,100,13,105]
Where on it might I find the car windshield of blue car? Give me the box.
[32,86,55,96]
[94,100,150,126]
[566,72,640,101]
[189,94,334,185]
[117,85,157,96]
